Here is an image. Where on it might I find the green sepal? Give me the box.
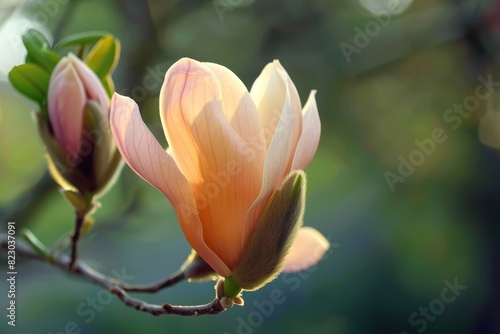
[60,189,88,213]
[84,35,120,78]
[232,171,306,291]
[101,75,115,98]
[223,277,242,298]
[80,101,123,198]
[22,30,60,72]
[8,63,50,103]
[22,29,50,49]
[35,111,95,194]
[54,31,110,51]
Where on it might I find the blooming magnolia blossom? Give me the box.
[110,58,329,287]
[48,53,109,159]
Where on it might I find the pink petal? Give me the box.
[48,64,86,158]
[110,93,230,277]
[160,58,264,269]
[291,90,321,171]
[283,227,330,273]
[68,53,109,115]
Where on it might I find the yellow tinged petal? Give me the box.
[110,93,230,276]
[160,58,263,269]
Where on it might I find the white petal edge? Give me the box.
[291,90,321,171]
[282,226,330,273]
[109,93,231,277]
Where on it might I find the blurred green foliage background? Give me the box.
[1,0,499,333]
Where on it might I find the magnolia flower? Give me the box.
[110,58,329,292]
[39,53,122,198]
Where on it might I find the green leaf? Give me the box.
[23,29,50,49]
[40,48,62,66]
[54,31,110,51]
[21,229,49,257]
[85,35,120,78]
[25,53,36,64]
[8,64,50,103]
[101,75,115,98]
[22,31,60,72]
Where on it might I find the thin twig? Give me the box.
[69,212,85,271]
[122,270,186,293]
[0,234,226,316]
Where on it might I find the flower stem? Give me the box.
[69,210,86,271]
[122,270,186,293]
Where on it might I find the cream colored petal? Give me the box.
[203,62,266,173]
[110,93,230,276]
[273,60,303,170]
[160,58,262,269]
[249,61,285,147]
[48,65,86,157]
[282,227,330,273]
[243,63,300,248]
[291,90,321,171]
[250,60,302,155]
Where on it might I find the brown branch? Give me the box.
[122,270,186,293]
[69,212,85,271]
[0,234,226,316]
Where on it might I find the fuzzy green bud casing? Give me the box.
[36,101,122,199]
[232,170,306,291]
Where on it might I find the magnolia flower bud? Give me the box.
[39,53,122,199]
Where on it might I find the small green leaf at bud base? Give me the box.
[60,190,88,213]
[21,229,49,257]
[223,276,243,298]
[8,63,50,104]
[215,278,244,309]
[85,35,120,79]
[22,30,60,72]
[54,31,110,51]
[81,215,95,235]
